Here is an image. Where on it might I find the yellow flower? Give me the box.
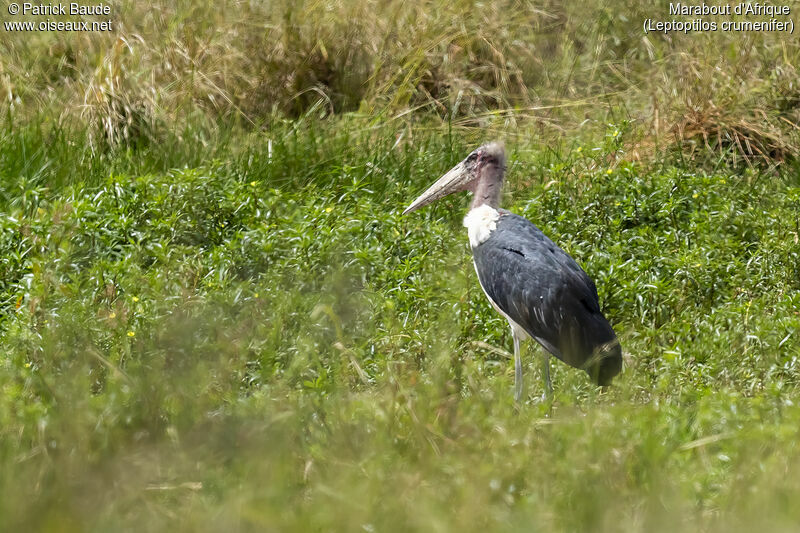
[606,169,613,175]
[325,206,333,213]
[250,181,257,187]
[692,193,699,198]
[127,331,135,337]
[254,292,259,298]
[576,147,582,153]
[132,296,139,302]
[109,312,116,319]
[24,362,32,368]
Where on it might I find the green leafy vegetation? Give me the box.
[2,0,800,531]
[1,119,799,531]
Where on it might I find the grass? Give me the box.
[1,117,800,531]
[2,0,800,530]
[2,0,800,163]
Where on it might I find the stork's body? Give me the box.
[404,142,621,400]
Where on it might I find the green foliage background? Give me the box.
[2,0,800,531]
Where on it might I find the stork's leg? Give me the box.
[541,352,553,400]
[512,328,523,402]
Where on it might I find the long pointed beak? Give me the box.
[403,162,472,215]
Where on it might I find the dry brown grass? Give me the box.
[1,0,799,164]
[658,40,800,165]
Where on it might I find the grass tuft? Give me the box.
[2,0,799,164]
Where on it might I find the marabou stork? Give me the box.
[403,142,621,401]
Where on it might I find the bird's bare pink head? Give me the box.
[403,142,506,214]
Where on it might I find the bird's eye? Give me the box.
[466,152,478,163]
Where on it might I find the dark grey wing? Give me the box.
[472,211,621,384]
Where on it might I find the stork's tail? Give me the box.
[583,338,622,386]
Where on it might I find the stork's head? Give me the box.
[403,142,506,214]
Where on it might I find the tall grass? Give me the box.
[2,1,800,531]
[2,0,799,163]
